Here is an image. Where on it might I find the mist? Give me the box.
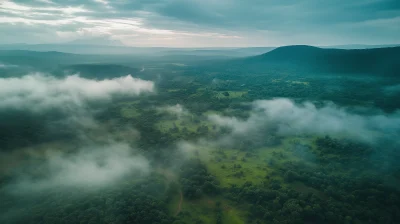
[6,142,149,194]
[0,73,154,112]
[158,104,189,118]
[208,98,400,145]
[0,73,157,193]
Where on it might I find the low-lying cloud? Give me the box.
[158,104,189,118]
[6,142,150,193]
[209,98,400,145]
[0,73,154,112]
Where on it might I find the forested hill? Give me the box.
[227,45,400,76]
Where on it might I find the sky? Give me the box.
[0,0,399,47]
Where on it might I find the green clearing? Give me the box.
[197,137,314,188]
[214,91,248,99]
[170,136,318,223]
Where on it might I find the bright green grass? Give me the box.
[214,91,248,99]
[175,136,325,223]
[205,149,269,187]
[191,137,317,188]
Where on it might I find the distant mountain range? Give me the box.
[228,45,400,76]
[1,44,399,77]
[0,42,398,57]
[322,44,400,49]
[0,43,276,57]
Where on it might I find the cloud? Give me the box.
[0,73,155,144]
[0,72,154,194]
[158,104,189,118]
[0,73,154,112]
[209,98,400,145]
[6,142,150,193]
[93,0,112,9]
[1,0,399,46]
[0,1,90,15]
[0,0,236,46]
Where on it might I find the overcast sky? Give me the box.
[0,0,399,47]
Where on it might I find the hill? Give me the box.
[0,50,89,69]
[61,64,140,79]
[0,44,273,57]
[230,45,400,76]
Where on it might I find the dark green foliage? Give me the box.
[180,159,220,199]
[0,177,174,224]
[1,46,400,224]
[316,136,372,156]
[284,170,300,183]
[229,174,400,224]
[215,201,223,224]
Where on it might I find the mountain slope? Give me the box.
[233,45,400,76]
[60,64,140,80]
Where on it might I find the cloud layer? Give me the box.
[0,73,154,193]
[0,73,154,112]
[6,142,150,193]
[0,0,399,46]
[209,98,400,144]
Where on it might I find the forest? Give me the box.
[0,45,400,224]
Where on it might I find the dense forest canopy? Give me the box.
[0,45,400,224]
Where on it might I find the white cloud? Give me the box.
[93,0,112,9]
[7,142,150,192]
[158,104,189,118]
[0,1,89,14]
[36,0,55,4]
[209,98,400,144]
[0,0,246,46]
[0,73,154,112]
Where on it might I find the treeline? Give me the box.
[0,176,175,224]
[180,159,220,199]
